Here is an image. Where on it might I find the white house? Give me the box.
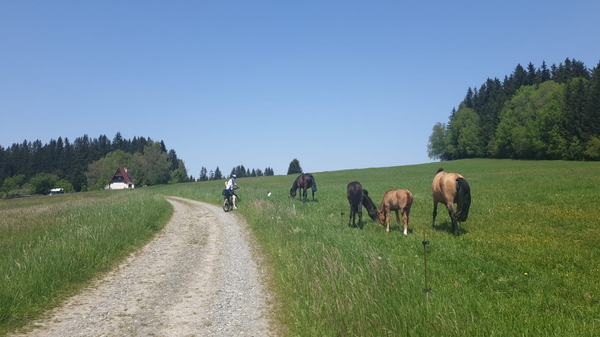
[108,167,134,189]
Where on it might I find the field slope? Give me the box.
[2,159,599,336]
[152,158,600,336]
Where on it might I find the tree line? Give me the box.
[197,165,275,181]
[428,58,600,161]
[0,132,274,197]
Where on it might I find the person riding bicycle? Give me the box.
[224,174,239,209]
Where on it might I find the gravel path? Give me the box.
[12,197,275,337]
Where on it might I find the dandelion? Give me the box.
[523,272,529,276]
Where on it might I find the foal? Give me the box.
[378,189,413,235]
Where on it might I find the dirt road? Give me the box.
[12,197,275,336]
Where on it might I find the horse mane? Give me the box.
[362,189,376,211]
[436,168,445,174]
[455,177,471,222]
[291,175,301,189]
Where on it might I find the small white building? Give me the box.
[49,188,64,195]
[108,167,134,189]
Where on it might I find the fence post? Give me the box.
[423,231,431,296]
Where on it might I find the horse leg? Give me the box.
[386,211,392,232]
[432,201,438,228]
[348,206,355,227]
[387,210,400,232]
[446,204,460,236]
[358,206,363,230]
[402,209,409,236]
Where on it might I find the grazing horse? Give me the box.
[289,173,318,201]
[378,189,413,234]
[346,181,379,229]
[432,168,471,236]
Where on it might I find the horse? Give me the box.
[346,181,379,229]
[431,168,471,236]
[378,189,413,235]
[289,173,317,201]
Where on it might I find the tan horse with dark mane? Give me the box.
[432,168,471,236]
[378,189,413,235]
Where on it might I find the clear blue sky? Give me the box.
[1,1,599,177]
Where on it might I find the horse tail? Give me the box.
[456,178,471,222]
[306,174,317,192]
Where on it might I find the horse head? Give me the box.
[367,208,379,222]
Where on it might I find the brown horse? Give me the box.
[289,173,317,201]
[378,189,413,234]
[346,181,378,229]
[432,168,471,236]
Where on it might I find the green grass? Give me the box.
[0,191,172,334]
[152,159,600,336]
[2,159,599,336]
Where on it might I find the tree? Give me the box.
[131,142,171,186]
[445,108,483,159]
[168,149,179,171]
[169,160,189,183]
[199,167,208,181]
[427,122,447,160]
[28,173,59,195]
[86,150,134,190]
[494,81,564,159]
[213,167,223,180]
[1,174,28,197]
[584,61,600,142]
[584,137,600,160]
[287,159,303,175]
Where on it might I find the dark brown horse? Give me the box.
[378,189,413,234]
[289,173,317,201]
[346,181,378,229]
[432,168,471,236]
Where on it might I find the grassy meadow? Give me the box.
[150,159,600,336]
[0,191,172,334]
[2,159,599,336]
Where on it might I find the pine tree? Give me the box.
[287,159,303,175]
[584,61,600,139]
[214,167,222,180]
[199,167,208,181]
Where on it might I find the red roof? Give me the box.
[111,167,133,184]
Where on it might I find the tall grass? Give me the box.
[0,191,171,334]
[155,159,600,336]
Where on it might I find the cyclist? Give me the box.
[225,174,239,209]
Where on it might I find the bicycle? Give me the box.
[222,187,239,212]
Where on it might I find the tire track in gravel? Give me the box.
[11,197,275,337]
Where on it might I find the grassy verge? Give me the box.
[0,191,172,334]
[154,159,600,336]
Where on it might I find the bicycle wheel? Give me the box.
[222,197,232,212]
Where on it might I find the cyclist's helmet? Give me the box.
[232,175,236,178]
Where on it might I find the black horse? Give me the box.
[290,173,318,201]
[347,181,378,229]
